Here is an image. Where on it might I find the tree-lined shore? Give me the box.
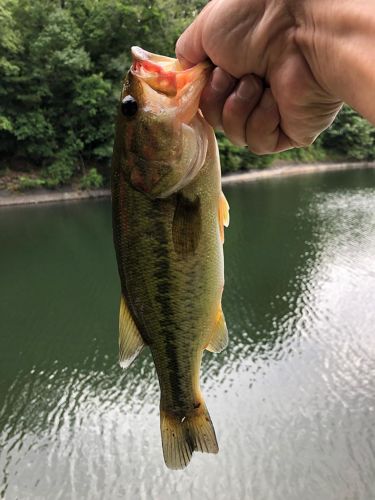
[1,0,375,192]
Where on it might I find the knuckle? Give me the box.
[235,75,262,101]
[246,142,273,155]
[292,135,316,148]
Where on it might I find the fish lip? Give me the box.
[131,46,183,72]
[131,46,178,66]
[130,45,211,76]
[130,46,212,97]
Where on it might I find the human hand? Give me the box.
[176,0,343,154]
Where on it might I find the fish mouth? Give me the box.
[130,46,211,98]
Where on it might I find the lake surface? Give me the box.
[1,168,375,500]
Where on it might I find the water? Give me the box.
[1,168,375,500]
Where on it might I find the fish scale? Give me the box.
[111,47,229,469]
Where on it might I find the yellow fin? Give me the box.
[205,306,228,353]
[160,401,218,470]
[119,295,145,369]
[218,191,230,243]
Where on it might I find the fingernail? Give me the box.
[260,90,275,110]
[176,54,194,70]
[210,68,234,93]
[236,78,258,100]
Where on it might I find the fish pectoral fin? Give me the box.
[205,306,228,353]
[172,193,202,257]
[118,295,145,369]
[218,191,230,243]
[160,401,218,470]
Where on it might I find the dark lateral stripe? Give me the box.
[151,201,186,410]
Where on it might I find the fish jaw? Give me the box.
[119,112,209,199]
[130,45,212,123]
[116,46,213,199]
[155,115,209,199]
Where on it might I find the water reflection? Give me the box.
[1,169,375,499]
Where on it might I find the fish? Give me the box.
[111,46,230,469]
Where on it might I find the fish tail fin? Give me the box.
[160,400,219,469]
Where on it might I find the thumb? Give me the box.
[175,2,214,67]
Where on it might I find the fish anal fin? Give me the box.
[218,191,230,243]
[160,401,218,470]
[119,295,145,369]
[205,305,228,353]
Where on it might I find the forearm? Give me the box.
[295,0,375,125]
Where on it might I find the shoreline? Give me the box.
[221,161,375,185]
[0,161,374,208]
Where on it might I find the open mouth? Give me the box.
[131,46,211,97]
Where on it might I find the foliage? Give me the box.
[320,106,375,161]
[0,0,203,185]
[45,155,76,188]
[216,132,273,173]
[0,0,374,190]
[275,137,327,163]
[18,176,46,190]
[80,168,103,189]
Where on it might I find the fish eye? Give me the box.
[121,95,138,117]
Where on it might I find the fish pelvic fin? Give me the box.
[118,294,145,369]
[218,191,230,243]
[205,305,228,353]
[160,401,219,470]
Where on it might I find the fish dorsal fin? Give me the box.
[119,295,145,369]
[218,192,230,243]
[205,305,228,353]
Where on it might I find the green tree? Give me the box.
[320,106,375,161]
[0,0,374,191]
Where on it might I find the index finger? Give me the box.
[175,2,214,67]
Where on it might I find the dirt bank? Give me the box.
[1,162,374,207]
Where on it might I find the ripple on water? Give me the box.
[1,175,375,499]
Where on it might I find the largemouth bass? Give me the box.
[111,46,230,469]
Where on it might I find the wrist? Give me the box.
[291,0,340,95]
[292,0,375,122]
